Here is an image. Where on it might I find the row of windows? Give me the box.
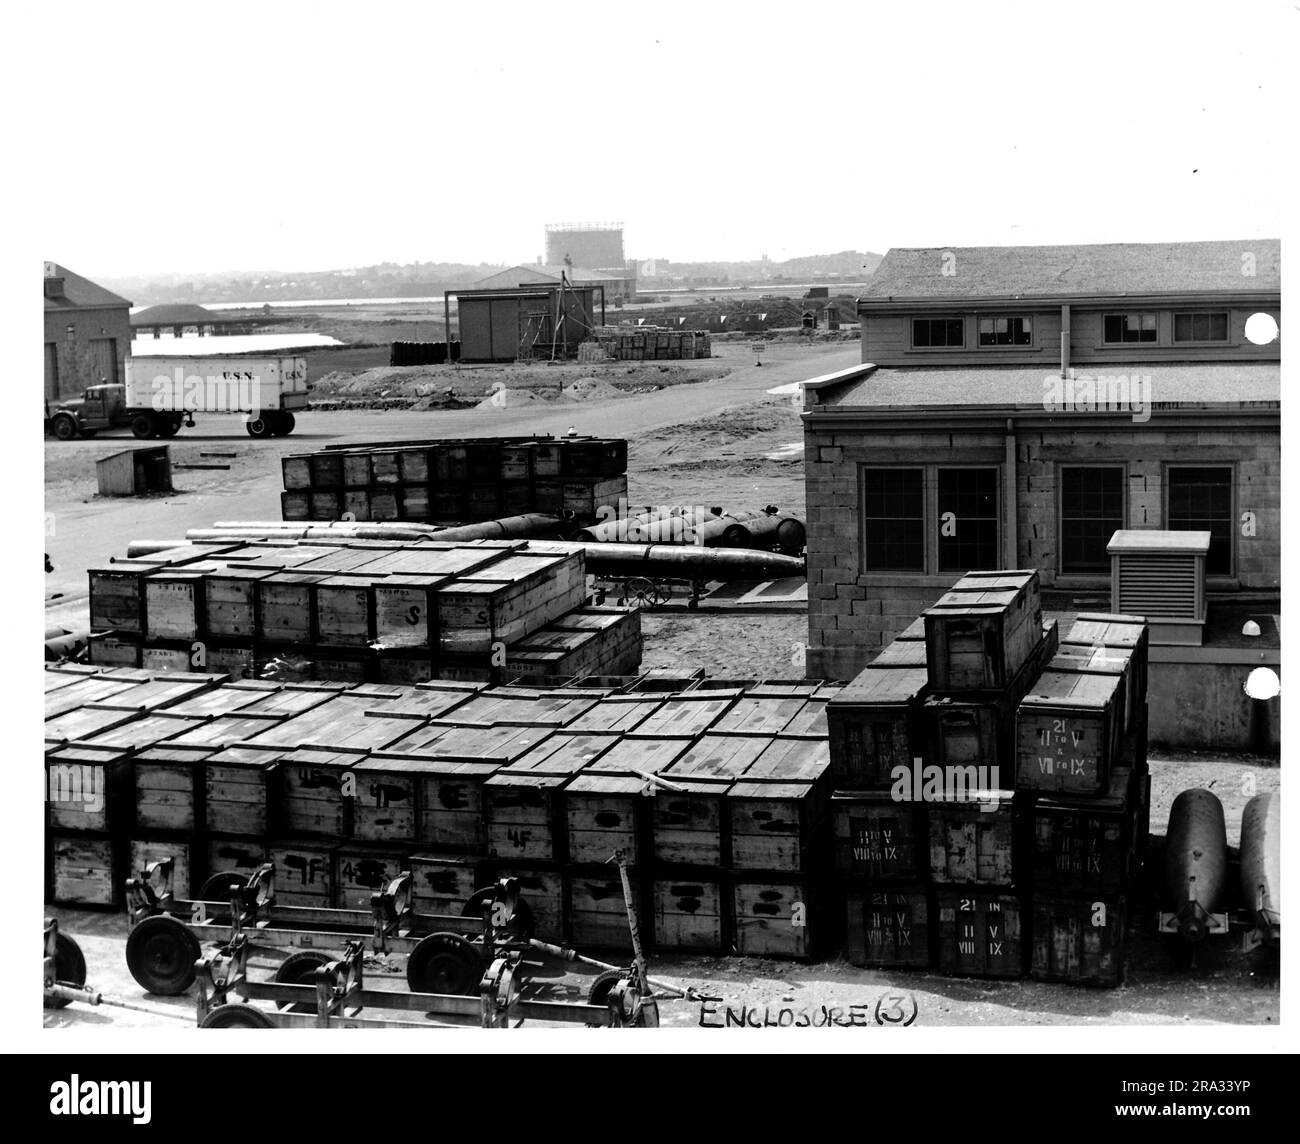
[910,312,1232,349]
[861,466,1234,575]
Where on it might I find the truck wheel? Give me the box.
[275,412,296,436]
[51,415,79,441]
[246,417,272,439]
[131,414,157,439]
[159,417,182,437]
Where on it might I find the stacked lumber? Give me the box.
[828,577,1149,985]
[44,667,842,959]
[280,435,628,524]
[86,539,640,685]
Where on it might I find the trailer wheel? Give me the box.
[273,950,333,1012]
[44,931,88,1009]
[200,1003,275,1028]
[406,932,481,996]
[246,417,272,439]
[125,915,200,995]
[158,417,182,437]
[51,414,79,441]
[131,414,156,439]
[274,412,296,436]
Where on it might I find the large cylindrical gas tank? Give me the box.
[1239,792,1280,945]
[1164,788,1228,942]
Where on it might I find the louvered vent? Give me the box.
[1107,530,1209,646]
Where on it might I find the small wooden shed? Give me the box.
[96,446,173,497]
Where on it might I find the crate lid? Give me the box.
[1019,670,1121,710]
[583,735,692,776]
[81,711,208,749]
[729,780,813,800]
[565,771,645,796]
[387,722,553,762]
[364,751,501,777]
[44,740,134,764]
[744,735,830,782]
[169,713,286,747]
[832,665,929,706]
[506,732,620,775]
[665,734,770,780]
[711,696,807,735]
[871,641,928,667]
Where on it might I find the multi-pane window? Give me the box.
[1060,467,1124,574]
[937,468,1000,571]
[1103,313,1157,344]
[862,468,924,570]
[911,317,964,348]
[1167,467,1233,575]
[1173,312,1229,343]
[977,316,1032,346]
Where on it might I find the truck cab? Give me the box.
[45,384,132,441]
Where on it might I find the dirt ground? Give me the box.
[43,336,1280,1032]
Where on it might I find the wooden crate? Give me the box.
[278,747,359,836]
[399,486,432,520]
[86,633,142,668]
[163,712,283,751]
[565,772,644,864]
[44,703,141,746]
[633,694,736,738]
[711,695,809,735]
[489,862,565,939]
[827,666,929,789]
[205,644,257,679]
[143,569,209,641]
[45,743,134,832]
[562,475,628,520]
[567,867,645,951]
[398,448,432,484]
[242,693,419,752]
[484,773,566,862]
[466,483,501,519]
[501,483,533,516]
[1016,670,1124,794]
[656,735,767,865]
[339,451,371,488]
[408,853,484,915]
[844,885,933,969]
[532,480,563,515]
[532,441,563,478]
[204,835,269,884]
[729,780,826,873]
[924,571,1042,692]
[928,790,1017,885]
[1030,892,1127,987]
[871,639,929,668]
[204,567,274,638]
[500,444,534,480]
[312,652,372,683]
[281,454,313,490]
[313,575,375,646]
[309,452,344,488]
[342,490,371,520]
[1028,766,1138,892]
[48,833,122,907]
[565,694,664,732]
[935,888,1025,979]
[653,871,727,952]
[369,449,403,485]
[347,755,418,842]
[377,653,434,684]
[268,837,335,907]
[1048,644,1134,733]
[310,491,343,519]
[732,877,821,959]
[257,573,327,642]
[89,563,155,633]
[134,744,214,832]
[1062,613,1149,710]
[334,843,408,910]
[923,693,1017,775]
[831,794,927,881]
[140,644,194,673]
[282,491,311,520]
[129,833,194,898]
[359,754,497,850]
[370,490,400,520]
[436,553,586,654]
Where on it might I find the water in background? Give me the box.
[131,332,343,356]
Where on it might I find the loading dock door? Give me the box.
[45,343,59,400]
[89,337,118,383]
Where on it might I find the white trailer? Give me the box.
[122,356,311,438]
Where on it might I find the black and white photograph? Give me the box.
[13,0,1294,1115]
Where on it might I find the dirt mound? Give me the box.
[561,376,625,402]
[475,387,549,409]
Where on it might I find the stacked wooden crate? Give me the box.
[829,571,1055,977]
[280,435,628,524]
[45,668,838,959]
[1017,612,1150,986]
[87,539,640,685]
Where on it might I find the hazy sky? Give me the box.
[17,0,1292,278]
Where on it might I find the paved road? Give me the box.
[44,342,858,627]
